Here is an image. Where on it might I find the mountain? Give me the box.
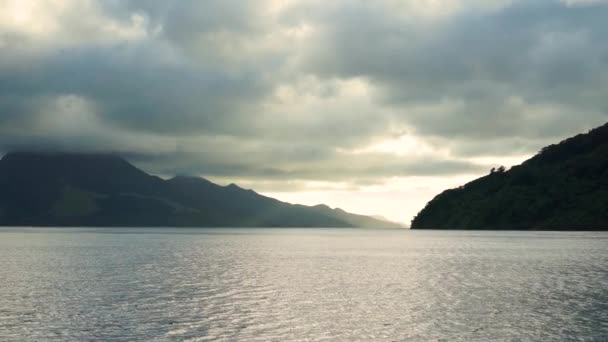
[0,152,399,228]
[411,123,608,230]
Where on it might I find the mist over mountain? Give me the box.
[411,123,608,230]
[0,152,399,228]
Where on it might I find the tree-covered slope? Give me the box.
[0,152,399,228]
[411,123,608,230]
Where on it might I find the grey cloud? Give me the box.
[297,0,608,140]
[0,0,606,187]
[0,42,269,135]
[129,148,486,186]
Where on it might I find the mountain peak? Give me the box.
[0,151,399,228]
[169,175,212,184]
[313,204,332,210]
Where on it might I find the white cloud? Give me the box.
[0,0,149,49]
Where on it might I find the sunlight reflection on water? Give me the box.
[0,228,607,341]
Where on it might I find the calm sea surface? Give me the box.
[0,228,607,341]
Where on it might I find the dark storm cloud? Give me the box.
[0,0,606,188]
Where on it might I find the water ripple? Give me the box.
[0,228,607,341]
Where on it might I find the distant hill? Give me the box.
[0,152,399,228]
[411,123,608,230]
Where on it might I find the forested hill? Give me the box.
[411,123,608,230]
[0,152,399,228]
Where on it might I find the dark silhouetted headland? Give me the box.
[0,152,399,228]
[411,122,608,230]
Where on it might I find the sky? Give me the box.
[0,0,607,224]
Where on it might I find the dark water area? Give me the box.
[0,228,607,341]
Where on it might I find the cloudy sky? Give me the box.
[1,0,607,223]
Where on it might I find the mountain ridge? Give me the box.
[0,152,400,228]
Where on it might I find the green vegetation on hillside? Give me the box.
[51,186,102,218]
[411,123,608,230]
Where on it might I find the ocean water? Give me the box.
[0,228,606,341]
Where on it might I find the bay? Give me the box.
[0,228,607,341]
